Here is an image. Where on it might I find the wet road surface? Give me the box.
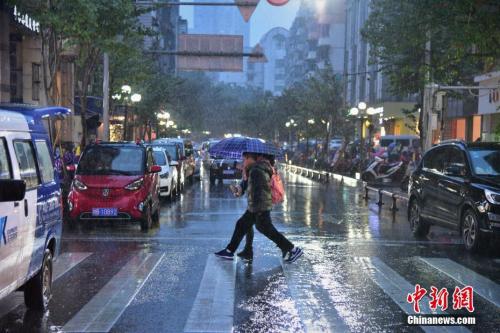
[1,169,499,332]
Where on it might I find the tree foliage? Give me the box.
[362,0,500,96]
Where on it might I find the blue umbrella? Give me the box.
[209,137,282,159]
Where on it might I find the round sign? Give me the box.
[267,0,290,6]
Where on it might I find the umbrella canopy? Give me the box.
[209,137,282,159]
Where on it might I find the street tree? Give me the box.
[362,0,500,136]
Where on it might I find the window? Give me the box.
[77,146,145,176]
[443,147,467,176]
[275,59,285,68]
[14,141,40,189]
[153,151,167,166]
[320,24,330,37]
[35,140,54,183]
[147,150,154,168]
[32,63,41,101]
[0,138,12,180]
[423,147,446,174]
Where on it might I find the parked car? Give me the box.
[182,139,196,183]
[153,147,178,200]
[329,138,343,150]
[193,149,202,180]
[408,140,500,252]
[152,140,185,192]
[210,157,243,183]
[67,142,161,231]
[379,135,420,149]
[0,105,70,311]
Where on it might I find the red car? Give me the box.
[67,142,161,230]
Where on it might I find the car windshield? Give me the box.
[153,151,167,166]
[154,144,178,161]
[469,148,500,176]
[77,146,145,175]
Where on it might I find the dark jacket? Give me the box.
[246,160,273,213]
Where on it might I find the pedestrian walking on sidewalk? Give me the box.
[215,152,303,263]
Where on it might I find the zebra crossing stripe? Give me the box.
[184,255,236,333]
[281,256,349,332]
[419,257,500,308]
[63,252,164,333]
[356,257,470,333]
[54,252,92,280]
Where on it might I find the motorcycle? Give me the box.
[361,156,406,183]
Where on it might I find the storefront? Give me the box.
[442,95,481,142]
[475,71,500,142]
[372,102,419,137]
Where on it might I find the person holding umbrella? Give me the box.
[212,137,303,263]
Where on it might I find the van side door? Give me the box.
[12,140,41,284]
[0,136,23,298]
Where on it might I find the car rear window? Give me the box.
[77,146,145,175]
[153,151,167,166]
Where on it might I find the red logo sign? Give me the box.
[407,285,475,313]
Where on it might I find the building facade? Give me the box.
[247,27,288,95]
[475,71,500,141]
[344,0,418,139]
[285,0,345,87]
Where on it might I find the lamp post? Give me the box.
[348,102,382,163]
[112,85,141,141]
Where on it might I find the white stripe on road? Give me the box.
[356,257,470,333]
[419,257,500,308]
[54,252,92,280]
[184,255,236,333]
[63,252,164,333]
[0,252,92,319]
[281,257,349,332]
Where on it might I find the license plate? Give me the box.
[223,170,235,175]
[92,208,118,217]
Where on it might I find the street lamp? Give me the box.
[308,119,315,125]
[113,85,141,141]
[358,101,367,111]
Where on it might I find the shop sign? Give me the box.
[13,6,40,33]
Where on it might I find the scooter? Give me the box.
[361,156,405,183]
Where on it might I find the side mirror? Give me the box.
[170,161,179,167]
[0,179,26,202]
[150,165,162,173]
[66,164,76,172]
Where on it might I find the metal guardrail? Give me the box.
[279,163,409,212]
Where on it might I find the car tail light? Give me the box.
[73,179,87,191]
[125,178,144,191]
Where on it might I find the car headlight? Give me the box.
[485,189,500,205]
[160,172,169,179]
[125,178,144,191]
[73,179,87,191]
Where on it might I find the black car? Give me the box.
[209,157,243,183]
[408,140,500,252]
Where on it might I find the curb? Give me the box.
[279,163,409,212]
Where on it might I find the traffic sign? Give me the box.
[267,0,289,6]
[177,34,244,72]
[235,0,259,22]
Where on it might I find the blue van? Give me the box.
[0,105,70,310]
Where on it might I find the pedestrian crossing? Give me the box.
[1,249,498,332]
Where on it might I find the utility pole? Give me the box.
[103,53,110,141]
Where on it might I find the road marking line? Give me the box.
[0,252,92,318]
[184,255,236,333]
[356,257,470,333]
[63,252,164,333]
[281,257,349,332]
[419,257,500,308]
[54,252,92,280]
